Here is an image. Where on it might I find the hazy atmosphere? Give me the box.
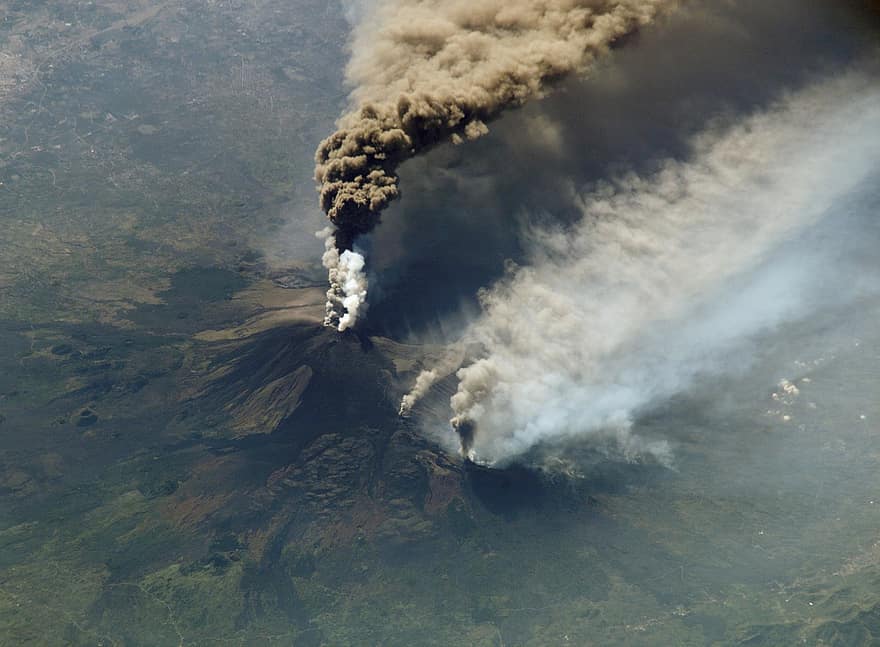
[1,0,879,645]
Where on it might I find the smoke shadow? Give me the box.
[362,0,879,341]
[464,457,667,520]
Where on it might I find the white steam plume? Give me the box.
[315,0,679,329]
[318,227,369,332]
[446,72,880,464]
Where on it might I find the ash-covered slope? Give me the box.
[179,324,455,537]
[173,322,598,558]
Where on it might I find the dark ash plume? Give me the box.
[315,0,677,329]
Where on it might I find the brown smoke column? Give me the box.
[315,0,677,328]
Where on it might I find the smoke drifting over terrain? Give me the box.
[315,0,676,329]
[438,73,880,463]
[360,1,880,341]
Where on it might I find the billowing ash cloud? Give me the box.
[439,72,880,464]
[315,0,677,329]
[362,1,880,341]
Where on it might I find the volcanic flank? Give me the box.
[315,0,677,331]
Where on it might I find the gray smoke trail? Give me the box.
[399,369,441,416]
[399,346,466,416]
[446,72,880,464]
[315,0,678,329]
